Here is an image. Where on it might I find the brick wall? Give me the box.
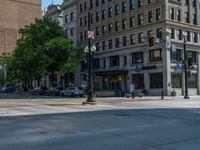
[0,0,41,53]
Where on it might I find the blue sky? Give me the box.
[42,0,63,10]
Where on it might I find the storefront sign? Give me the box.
[175,64,182,71]
[133,65,157,72]
[135,64,141,72]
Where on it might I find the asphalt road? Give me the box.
[0,93,200,150]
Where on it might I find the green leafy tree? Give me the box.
[1,17,84,90]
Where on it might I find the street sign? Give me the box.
[175,64,182,71]
[87,31,94,39]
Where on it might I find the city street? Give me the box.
[0,93,200,149]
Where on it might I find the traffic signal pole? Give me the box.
[183,37,189,99]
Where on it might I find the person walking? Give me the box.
[130,82,135,99]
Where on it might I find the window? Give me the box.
[148,10,153,23]
[176,29,182,40]
[138,32,144,43]
[186,31,190,41]
[187,51,197,63]
[108,7,113,17]
[96,12,100,22]
[123,36,127,46]
[96,0,99,7]
[122,19,127,29]
[80,4,82,12]
[171,28,175,39]
[115,4,120,15]
[171,73,182,88]
[102,25,106,35]
[193,32,198,43]
[150,73,163,89]
[102,9,106,19]
[138,0,143,7]
[93,59,100,69]
[185,12,190,23]
[132,74,144,89]
[102,41,106,50]
[70,12,74,21]
[80,18,83,26]
[65,15,69,23]
[170,8,175,20]
[84,16,87,25]
[149,49,162,61]
[115,21,120,31]
[171,49,181,61]
[156,8,161,21]
[122,2,127,13]
[108,39,113,49]
[110,55,120,67]
[130,0,135,10]
[130,16,135,27]
[84,2,87,10]
[115,38,120,48]
[130,34,136,45]
[177,9,181,21]
[124,56,127,66]
[132,52,143,64]
[192,14,197,25]
[96,42,100,51]
[188,74,197,88]
[138,14,143,25]
[96,27,100,36]
[156,28,162,39]
[108,23,113,32]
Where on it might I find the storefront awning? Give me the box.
[95,70,128,76]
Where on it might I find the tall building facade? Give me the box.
[78,0,200,96]
[0,0,41,53]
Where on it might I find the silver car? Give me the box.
[60,87,84,97]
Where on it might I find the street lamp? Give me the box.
[83,44,96,104]
[82,9,96,105]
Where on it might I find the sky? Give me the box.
[42,0,63,10]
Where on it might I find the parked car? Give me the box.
[47,86,63,96]
[60,87,84,97]
[0,85,16,93]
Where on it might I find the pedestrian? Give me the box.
[130,82,135,99]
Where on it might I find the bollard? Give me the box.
[161,90,164,100]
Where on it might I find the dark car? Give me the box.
[0,85,16,93]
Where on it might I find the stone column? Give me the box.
[143,50,149,92]
[163,47,171,96]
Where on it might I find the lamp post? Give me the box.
[183,32,189,99]
[82,10,96,105]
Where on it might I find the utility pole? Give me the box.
[183,35,189,99]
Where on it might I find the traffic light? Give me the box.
[188,58,193,67]
[149,36,154,47]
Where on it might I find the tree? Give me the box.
[1,17,84,90]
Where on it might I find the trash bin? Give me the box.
[171,89,176,96]
[115,89,121,97]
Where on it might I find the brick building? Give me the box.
[0,0,41,54]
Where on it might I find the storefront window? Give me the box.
[171,73,182,88]
[187,51,197,63]
[132,74,144,89]
[188,74,197,88]
[171,49,182,61]
[150,73,163,88]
